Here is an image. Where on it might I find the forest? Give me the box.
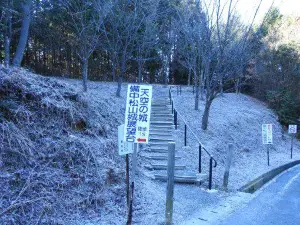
[1,0,299,129]
[0,0,300,224]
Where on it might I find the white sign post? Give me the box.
[124,84,152,144]
[288,125,297,159]
[262,124,273,166]
[123,84,152,224]
[118,124,134,156]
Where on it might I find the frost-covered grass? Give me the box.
[1,69,299,224]
[0,68,127,224]
[172,86,300,190]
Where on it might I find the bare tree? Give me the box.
[198,0,263,130]
[103,0,146,97]
[12,0,32,67]
[3,0,12,68]
[132,0,159,83]
[61,0,113,92]
[175,1,207,110]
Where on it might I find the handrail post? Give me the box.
[177,86,179,95]
[184,124,187,146]
[169,90,171,105]
[175,111,178,130]
[199,145,202,173]
[180,85,182,95]
[171,101,174,114]
[173,109,176,126]
[209,157,213,190]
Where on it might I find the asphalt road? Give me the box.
[218,164,300,225]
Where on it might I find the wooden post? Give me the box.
[223,144,233,191]
[166,142,175,225]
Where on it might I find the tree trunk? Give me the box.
[188,68,191,86]
[82,58,88,92]
[116,51,126,97]
[235,77,241,94]
[138,60,142,83]
[200,70,204,100]
[12,0,32,67]
[219,78,224,95]
[201,97,213,130]
[66,44,71,76]
[195,71,199,110]
[164,54,169,85]
[4,0,12,68]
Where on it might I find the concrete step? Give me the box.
[151,113,173,116]
[151,107,171,111]
[150,125,173,129]
[151,117,173,121]
[146,148,169,153]
[152,114,172,117]
[149,137,174,142]
[150,129,173,133]
[144,155,181,160]
[150,133,173,137]
[153,172,208,184]
[145,163,186,170]
[151,110,171,114]
[151,121,173,125]
[149,142,172,147]
[152,103,169,106]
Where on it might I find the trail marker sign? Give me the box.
[288,125,297,134]
[118,124,134,155]
[124,84,152,144]
[262,124,273,144]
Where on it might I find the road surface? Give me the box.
[218,164,300,225]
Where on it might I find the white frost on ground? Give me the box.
[39,79,299,224]
[172,86,300,190]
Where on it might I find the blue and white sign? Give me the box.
[124,84,152,143]
[288,125,297,134]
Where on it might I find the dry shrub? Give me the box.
[0,68,125,224]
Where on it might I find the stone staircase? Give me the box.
[143,96,208,185]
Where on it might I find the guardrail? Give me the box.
[169,87,217,189]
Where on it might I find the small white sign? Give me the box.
[118,124,133,155]
[124,84,152,144]
[288,125,297,134]
[262,124,273,144]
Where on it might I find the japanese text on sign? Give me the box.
[124,84,152,143]
[118,124,133,155]
[262,124,273,145]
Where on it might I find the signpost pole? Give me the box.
[127,143,138,225]
[126,155,130,207]
[288,125,297,159]
[123,84,152,225]
[291,135,294,159]
[267,146,270,166]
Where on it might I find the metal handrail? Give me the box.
[169,86,217,189]
[169,87,217,165]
